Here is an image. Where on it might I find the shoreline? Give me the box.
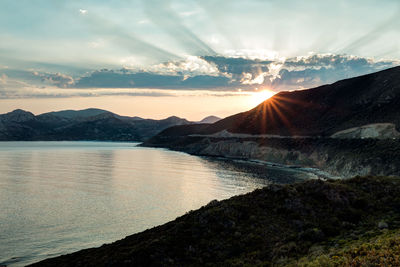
[200,154,339,181]
[141,135,400,178]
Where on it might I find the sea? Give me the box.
[0,142,313,266]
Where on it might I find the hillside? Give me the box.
[30,176,400,266]
[43,108,111,119]
[198,116,221,124]
[158,66,400,137]
[0,109,190,141]
[144,66,400,177]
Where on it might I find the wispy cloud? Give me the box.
[339,5,400,54]
[143,0,216,56]
[79,11,181,64]
[33,72,75,88]
[0,74,8,84]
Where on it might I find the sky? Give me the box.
[0,0,399,120]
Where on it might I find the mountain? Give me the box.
[157,66,400,138]
[0,109,190,141]
[197,115,221,124]
[0,109,36,122]
[144,66,400,177]
[43,108,110,119]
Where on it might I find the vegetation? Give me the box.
[31,176,400,266]
[293,229,400,266]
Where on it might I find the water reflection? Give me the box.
[0,142,311,266]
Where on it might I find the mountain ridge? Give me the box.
[198,115,221,124]
[156,65,400,138]
[42,108,111,119]
[0,109,194,141]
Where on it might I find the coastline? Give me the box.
[141,135,400,178]
[201,155,338,180]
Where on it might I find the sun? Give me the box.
[250,89,275,106]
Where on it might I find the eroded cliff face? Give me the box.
[144,136,400,178]
[196,140,380,177]
[331,123,400,139]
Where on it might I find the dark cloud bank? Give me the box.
[1,54,398,96]
[71,54,397,91]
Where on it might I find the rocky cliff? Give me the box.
[331,123,400,139]
[143,135,400,178]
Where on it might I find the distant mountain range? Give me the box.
[0,108,219,141]
[155,66,400,138]
[197,115,221,124]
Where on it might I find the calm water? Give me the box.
[0,142,312,266]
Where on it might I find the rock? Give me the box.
[378,221,388,229]
[331,123,400,139]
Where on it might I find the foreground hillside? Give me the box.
[32,176,400,266]
[0,108,190,141]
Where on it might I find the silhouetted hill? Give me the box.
[158,66,400,137]
[0,109,190,141]
[43,108,110,119]
[198,115,221,124]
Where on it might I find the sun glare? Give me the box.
[250,90,275,106]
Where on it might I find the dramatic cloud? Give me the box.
[146,56,220,76]
[202,56,272,85]
[1,0,400,72]
[75,70,182,89]
[203,56,271,74]
[73,69,231,89]
[0,54,398,98]
[271,54,398,90]
[35,72,75,88]
[201,54,398,90]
